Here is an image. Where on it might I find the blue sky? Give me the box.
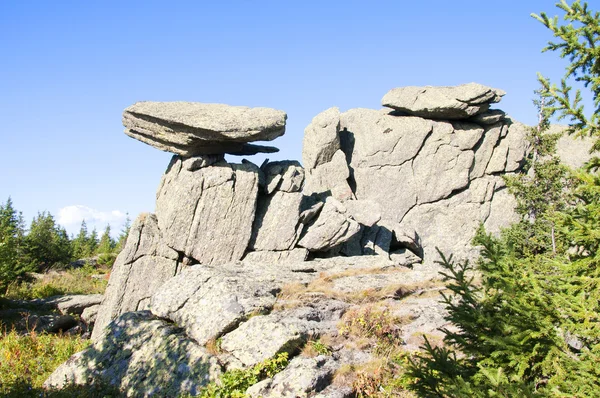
[0,0,575,236]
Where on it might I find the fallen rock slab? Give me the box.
[38,294,103,316]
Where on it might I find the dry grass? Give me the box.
[334,357,416,398]
[4,265,109,300]
[277,268,446,310]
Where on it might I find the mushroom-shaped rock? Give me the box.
[123,102,286,156]
[382,83,505,120]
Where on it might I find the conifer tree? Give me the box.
[115,214,131,252]
[87,228,99,257]
[0,197,30,290]
[406,1,600,396]
[71,220,89,260]
[97,224,115,254]
[24,211,72,272]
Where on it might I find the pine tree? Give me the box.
[71,220,89,260]
[87,228,99,257]
[114,214,131,252]
[97,225,115,254]
[0,197,30,291]
[24,211,72,272]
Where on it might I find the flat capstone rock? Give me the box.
[382,83,505,120]
[123,102,286,156]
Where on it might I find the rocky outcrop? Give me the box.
[51,84,581,397]
[123,102,286,156]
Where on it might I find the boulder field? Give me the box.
[45,83,583,397]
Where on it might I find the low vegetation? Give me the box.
[0,327,90,397]
[199,352,289,398]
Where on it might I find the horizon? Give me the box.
[0,0,585,237]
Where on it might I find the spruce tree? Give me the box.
[24,211,72,272]
[0,198,30,291]
[97,224,115,254]
[406,1,600,396]
[71,220,89,260]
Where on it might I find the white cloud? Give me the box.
[57,205,128,237]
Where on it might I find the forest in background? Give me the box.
[0,198,130,292]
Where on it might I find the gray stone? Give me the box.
[123,102,286,156]
[390,249,422,267]
[471,123,503,178]
[92,213,178,341]
[182,154,225,171]
[262,160,305,194]
[155,156,259,265]
[150,263,310,345]
[247,355,339,398]
[451,121,485,150]
[250,191,304,251]
[339,109,432,222]
[243,249,309,264]
[340,109,433,169]
[30,294,103,316]
[45,311,221,397]
[221,301,346,367]
[343,200,382,227]
[382,83,505,120]
[503,121,529,172]
[555,125,595,169]
[81,305,99,326]
[29,314,78,334]
[50,294,103,316]
[298,198,361,252]
[469,109,506,125]
[303,149,354,201]
[302,107,341,170]
[400,179,496,263]
[484,186,520,236]
[413,121,475,204]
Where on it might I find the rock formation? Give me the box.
[47,85,569,397]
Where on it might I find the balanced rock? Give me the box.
[382,83,505,120]
[123,102,286,156]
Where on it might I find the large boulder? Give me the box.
[45,311,221,397]
[381,83,505,120]
[150,262,313,345]
[92,213,179,340]
[123,102,286,156]
[298,198,361,252]
[155,156,260,265]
